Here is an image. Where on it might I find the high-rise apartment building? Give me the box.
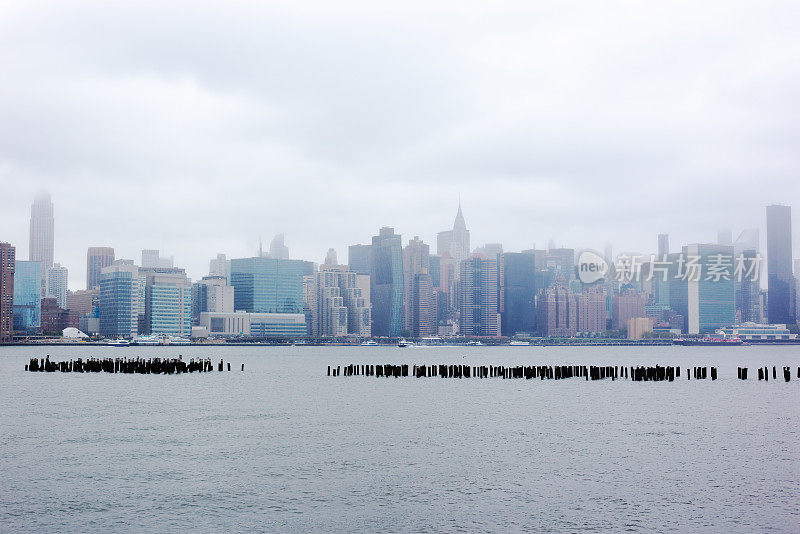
[411,273,436,337]
[13,260,40,334]
[576,286,606,334]
[371,227,404,337]
[45,263,68,310]
[766,205,795,325]
[307,265,371,337]
[86,247,115,290]
[0,243,15,343]
[458,256,500,337]
[537,283,577,337]
[28,193,54,292]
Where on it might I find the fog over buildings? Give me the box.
[1,1,800,287]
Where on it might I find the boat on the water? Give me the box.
[361,340,379,346]
[107,339,130,347]
[509,340,530,346]
[132,334,160,346]
[397,338,411,347]
[467,340,483,346]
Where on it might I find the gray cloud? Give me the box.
[0,0,798,287]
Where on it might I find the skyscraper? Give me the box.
[545,248,575,281]
[86,247,115,290]
[269,233,290,259]
[348,244,373,276]
[501,252,536,336]
[230,257,306,314]
[0,243,15,343]
[437,202,470,269]
[684,243,736,334]
[45,263,68,310]
[324,248,338,266]
[657,234,669,257]
[99,261,143,339]
[412,273,436,337]
[402,236,430,333]
[308,265,371,337]
[537,283,577,337]
[766,205,794,325]
[13,260,40,334]
[28,192,54,292]
[458,256,500,337]
[371,227,404,337]
[576,286,606,334]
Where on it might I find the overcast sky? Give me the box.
[1,0,798,289]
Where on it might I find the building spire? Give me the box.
[453,198,467,232]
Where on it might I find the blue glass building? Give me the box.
[501,253,536,336]
[145,273,192,336]
[230,257,306,314]
[370,227,404,337]
[99,267,138,338]
[13,260,41,333]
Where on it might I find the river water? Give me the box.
[1,344,799,532]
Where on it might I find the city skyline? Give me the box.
[1,192,798,290]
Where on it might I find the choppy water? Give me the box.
[1,344,799,532]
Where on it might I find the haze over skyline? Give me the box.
[2,1,799,286]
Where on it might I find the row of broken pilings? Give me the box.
[743,366,799,382]
[328,364,727,381]
[26,356,245,374]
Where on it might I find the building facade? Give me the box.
[371,227,404,337]
[537,283,577,337]
[766,205,795,325]
[576,286,606,334]
[458,257,500,337]
[437,203,470,272]
[143,270,192,336]
[402,236,430,333]
[45,263,68,310]
[230,257,306,314]
[87,247,115,290]
[28,193,53,292]
[13,260,40,334]
[0,243,15,342]
[501,252,537,336]
[200,311,307,338]
[684,243,736,334]
[99,261,143,338]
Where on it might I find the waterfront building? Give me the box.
[28,193,53,292]
[143,269,192,336]
[612,291,646,331]
[371,227,404,337]
[13,260,40,334]
[348,244,373,276]
[576,286,606,334]
[501,252,536,336]
[99,261,143,338]
[537,283,577,337]
[458,256,500,337]
[437,202,470,271]
[0,243,15,342]
[717,322,797,341]
[627,317,653,340]
[230,257,306,314]
[766,205,795,325]
[683,243,736,334]
[86,247,115,290]
[45,263,68,310]
[199,311,307,338]
[66,288,98,317]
